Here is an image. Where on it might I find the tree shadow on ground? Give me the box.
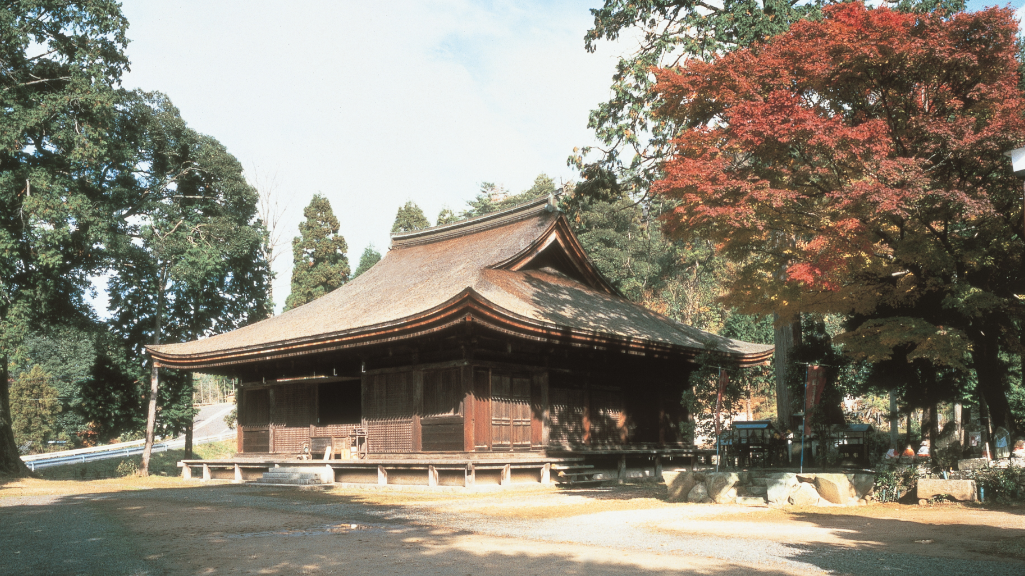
[774,507,1025,574]
[0,482,796,576]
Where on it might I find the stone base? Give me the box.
[917,478,977,502]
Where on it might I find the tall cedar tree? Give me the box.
[285,195,349,310]
[391,201,430,234]
[0,1,131,476]
[352,245,381,279]
[653,4,1025,433]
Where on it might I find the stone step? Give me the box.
[252,477,323,485]
[261,472,323,481]
[253,466,334,486]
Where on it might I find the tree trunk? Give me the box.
[0,355,30,477]
[953,403,963,454]
[773,314,801,431]
[184,373,194,460]
[889,388,899,449]
[141,361,159,476]
[928,403,939,465]
[971,327,1016,436]
[141,270,165,477]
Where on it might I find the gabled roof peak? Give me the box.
[391,196,555,249]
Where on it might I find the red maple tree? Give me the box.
[653,3,1025,432]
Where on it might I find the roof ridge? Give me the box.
[390,196,554,248]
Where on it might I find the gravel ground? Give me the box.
[1,480,1023,575]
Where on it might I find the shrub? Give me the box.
[115,459,138,477]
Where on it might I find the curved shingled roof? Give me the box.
[148,197,773,369]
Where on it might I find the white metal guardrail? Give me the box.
[21,430,237,471]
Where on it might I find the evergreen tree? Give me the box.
[391,201,430,234]
[462,175,555,219]
[10,366,61,454]
[436,208,459,226]
[0,0,131,476]
[285,195,350,310]
[352,245,382,279]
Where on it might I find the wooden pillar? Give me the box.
[539,372,550,447]
[428,465,438,487]
[463,365,475,452]
[413,371,423,452]
[378,466,387,486]
[617,455,627,484]
[234,464,242,483]
[268,387,276,454]
[465,463,476,488]
[237,387,245,453]
[501,464,511,486]
[654,456,663,480]
[582,390,592,446]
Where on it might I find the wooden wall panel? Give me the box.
[473,368,491,450]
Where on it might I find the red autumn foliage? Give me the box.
[653,3,1025,430]
[655,2,1024,315]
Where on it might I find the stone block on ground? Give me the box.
[687,482,710,503]
[765,473,799,506]
[746,485,767,496]
[917,478,977,502]
[814,473,855,505]
[706,472,740,504]
[847,473,875,499]
[665,470,703,502]
[957,458,989,471]
[789,482,821,506]
[736,496,766,506]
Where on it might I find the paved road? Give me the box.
[1,484,1022,575]
[191,403,234,438]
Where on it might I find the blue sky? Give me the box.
[114,1,620,314]
[108,1,1025,317]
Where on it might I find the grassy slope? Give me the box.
[37,440,236,480]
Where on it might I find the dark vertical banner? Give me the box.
[714,369,729,439]
[805,365,826,433]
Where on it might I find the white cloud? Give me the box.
[116,1,623,314]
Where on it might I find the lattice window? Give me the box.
[549,388,586,447]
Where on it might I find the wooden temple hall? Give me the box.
[148,197,772,487]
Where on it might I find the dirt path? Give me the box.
[1,479,1023,575]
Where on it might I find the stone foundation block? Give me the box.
[665,471,703,502]
[765,473,799,506]
[917,478,977,502]
[789,482,821,506]
[814,473,855,505]
[687,482,710,503]
[706,473,740,504]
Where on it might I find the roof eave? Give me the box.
[147,289,772,371]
